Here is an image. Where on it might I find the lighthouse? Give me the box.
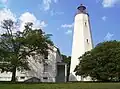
[69,4,93,81]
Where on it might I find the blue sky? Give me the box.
[0,0,120,56]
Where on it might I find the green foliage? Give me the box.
[62,54,71,81]
[74,40,120,81]
[0,20,53,81]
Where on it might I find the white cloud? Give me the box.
[57,28,59,30]
[42,0,52,11]
[19,12,47,31]
[61,23,74,29]
[42,0,58,11]
[102,16,107,21]
[0,8,16,22]
[0,0,8,8]
[19,12,36,23]
[65,30,72,35]
[53,0,58,3]
[0,8,16,33]
[61,23,74,35]
[50,10,64,16]
[40,21,47,28]
[102,0,120,7]
[1,0,8,3]
[0,9,47,33]
[104,32,114,41]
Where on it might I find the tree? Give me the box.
[74,40,120,81]
[62,54,71,81]
[0,19,53,82]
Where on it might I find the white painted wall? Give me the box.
[69,13,93,81]
[0,46,63,82]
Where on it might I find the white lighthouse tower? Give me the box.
[69,4,93,81]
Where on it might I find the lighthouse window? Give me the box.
[85,22,87,26]
[86,39,89,43]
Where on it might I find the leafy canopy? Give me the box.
[0,19,53,81]
[74,40,120,81]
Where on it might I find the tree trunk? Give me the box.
[118,77,120,81]
[11,66,16,82]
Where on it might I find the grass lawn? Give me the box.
[0,82,120,89]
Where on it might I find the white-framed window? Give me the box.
[43,63,48,72]
[43,77,48,80]
[20,76,25,79]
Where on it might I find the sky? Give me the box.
[0,0,120,56]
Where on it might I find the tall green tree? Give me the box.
[74,40,120,81]
[0,20,53,82]
[62,54,71,81]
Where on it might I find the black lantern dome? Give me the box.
[77,4,87,14]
